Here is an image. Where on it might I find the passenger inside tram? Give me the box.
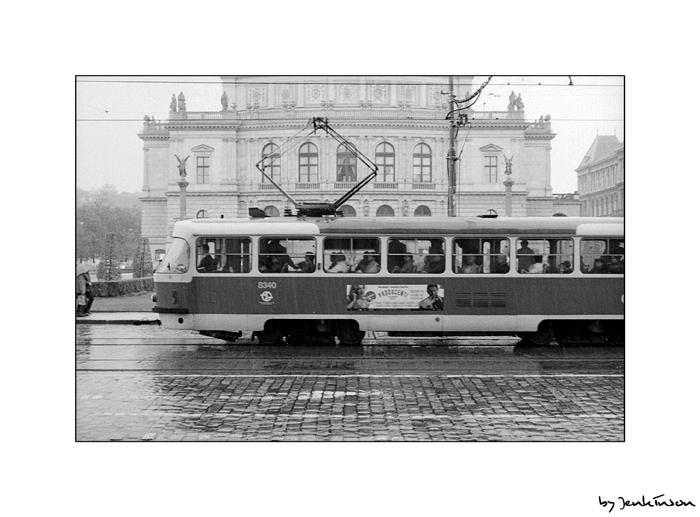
[460,255,482,274]
[327,253,350,273]
[493,254,510,274]
[296,252,316,273]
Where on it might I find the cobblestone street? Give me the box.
[76,325,623,441]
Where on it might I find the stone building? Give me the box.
[576,134,624,217]
[139,76,570,260]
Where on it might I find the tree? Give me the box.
[97,232,121,281]
[133,237,154,278]
[76,185,141,263]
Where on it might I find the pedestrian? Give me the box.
[76,264,94,317]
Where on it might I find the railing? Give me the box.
[373,182,398,189]
[258,184,278,190]
[157,108,529,126]
[335,182,358,189]
[296,182,320,190]
[412,183,435,190]
[470,110,525,120]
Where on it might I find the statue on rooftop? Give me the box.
[514,94,524,111]
[221,91,229,111]
[170,94,177,112]
[507,91,517,111]
[177,91,187,111]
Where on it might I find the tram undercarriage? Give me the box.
[197,317,624,346]
[248,319,365,346]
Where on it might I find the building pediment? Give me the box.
[479,144,503,153]
[191,144,215,153]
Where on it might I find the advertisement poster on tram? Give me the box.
[346,284,444,311]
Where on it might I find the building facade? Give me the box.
[576,135,624,217]
[139,76,571,260]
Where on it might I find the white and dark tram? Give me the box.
[152,215,624,346]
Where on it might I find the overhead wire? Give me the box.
[76,77,623,88]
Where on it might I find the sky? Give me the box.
[76,75,623,195]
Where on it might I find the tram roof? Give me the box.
[174,216,623,237]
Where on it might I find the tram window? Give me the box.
[516,238,574,274]
[155,238,190,274]
[388,238,444,274]
[195,237,252,273]
[324,237,380,273]
[259,237,316,273]
[453,238,509,274]
[581,238,624,274]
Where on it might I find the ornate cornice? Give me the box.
[524,133,557,140]
[164,191,241,197]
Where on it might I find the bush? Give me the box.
[133,237,154,278]
[93,277,154,297]
[97,232,122,281]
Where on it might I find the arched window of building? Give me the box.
[299,142,319,183]
[339,205,356,217]
[377,205,395,217]
[261,143,281,184]
[414,205,431,217]
[413,143,432,183]
[264,206,280,217]
[196,210,208,218]
[376,142,395,182]
[336,143,357,182]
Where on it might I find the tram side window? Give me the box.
[155,238,190,274]
[453,238,510,274]
[388,238,445,274]
[581,238,624,274]
[259,237,316,273]
[195,237,252,273]
[324,237,380,273]
[516,238,574,274]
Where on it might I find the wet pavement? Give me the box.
[76,325,624,441]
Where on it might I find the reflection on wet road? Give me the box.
[77,325,624,441]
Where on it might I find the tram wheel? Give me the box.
[336,321,365,346]
[603,321,625,346]
[522,321,555,346]
[256,322,284,346]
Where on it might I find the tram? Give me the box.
[152,215,624,346]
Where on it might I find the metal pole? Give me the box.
[504,178,514,216]
[503,154,514,217]
[175,154,190,220]
[447,76,457,217]
[178,179,188,220]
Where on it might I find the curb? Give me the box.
[76,312,160,325]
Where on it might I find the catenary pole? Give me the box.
[447,76,458,217]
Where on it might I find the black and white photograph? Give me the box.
[76,74,625,444]
[7,6,698,516]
